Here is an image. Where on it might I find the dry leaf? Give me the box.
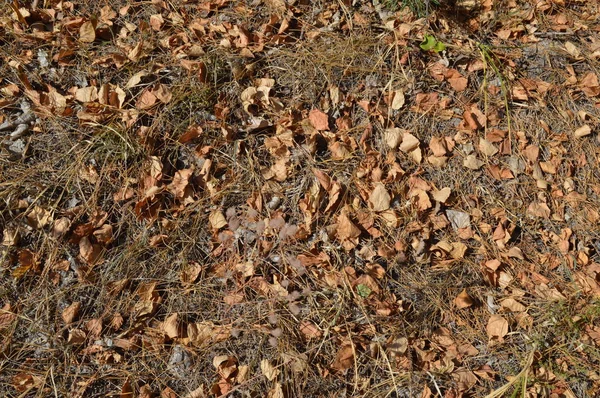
[574,125,591,138]
[400,132,420,152]
[479,138,498,156]
[267,383,284,398]
[454,289,474,309]
[391,89,405,109]
[446,210,471,230]
[500,298,526,312]
[79,21,96,43]
[432,187,451,203]
[162,313,179,339]
[209,210,228,229]
[446,69,468,91]
[62,302,81,324]
[527,202,550,218]
[564,41,582,59]
[299,320,322,339]
[464,154,484,170]
[331,344,354,372]
[369,183,391,211]
[486,314,509,340]
[309,108,329,130]
[260,359,279,381]
[429,137,448,156]
[384,128,404,149]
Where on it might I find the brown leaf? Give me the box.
[128,41,144,62]
[479,138,498,156]
[485,259,501,271]
[527,202,550,218]
[454,289,474,309]
[136,89,157,110]
[574,124,592,138]
[431,187,451,203]
[67,329,87,345]
[331,344,354,372]
[162,313,179,339]
[153,84,172,104]
[93,224,113,244]
[399,132,420,152]
[0,303,17,330]
[62,302,81,324]
[369,183,391,211]
[384,128,404,149]
[169,168,193,198]
[79,21,96,43]
[500,298,526,312]
[309,108,329,130]
[27,206,53,229]
[464,154,484,170]
[446,69,468,91]
[79,237,103,265]
[391,89,405,110]
[429,136,448,156]
[209,210,228,230]
[299,320,322,339]
[337,211,361,241]
[261,359,280,381]
[486,314,508,340]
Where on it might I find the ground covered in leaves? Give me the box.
[1,0,600,397]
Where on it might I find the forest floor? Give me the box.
[1,0,600,397]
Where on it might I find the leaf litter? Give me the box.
[1,0,600,397]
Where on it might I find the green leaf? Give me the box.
[356,284,372,298]
[420,35,436,51]
[420,34,446,53]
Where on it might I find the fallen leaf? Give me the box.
[369,183,391,211]
[384,128,404,149]
[391,89,405,109]
[309,108,329,130]
[400,132,420,152]
[446,69,468,91]
[446,210,471,230]
[331,344,354,372]
[162,313,179,339]
[527,202,551,218]
[261,359,279,381]
[209,210,228,229]
[500,298,526,312]
[299,320,322,339]
[79,21,96,43]
[574,125,591,138]
[432,187,451,203]
[485,259,501,271]
[479,138,498,156]
[464,154,484,170]
[62,302,81,324]
[454,289,474,309]
[486,315,509,340]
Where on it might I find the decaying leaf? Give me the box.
[369,183,391,211]
[331,344,354,372]
[486,315,509,341]
[260,359,279,381]
[454,289,474,309]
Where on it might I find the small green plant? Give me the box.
[382,0,440,18]
[356,284,372,298]
[420,34,446,52]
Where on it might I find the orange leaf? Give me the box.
[454,289,474,309]
[309,108,329,130]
